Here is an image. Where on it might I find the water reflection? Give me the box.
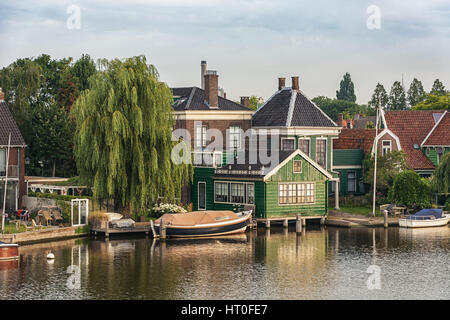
[0,226,449,300]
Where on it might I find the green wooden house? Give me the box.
[191,77,342,218]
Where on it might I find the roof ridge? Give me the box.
[184,87,196,110]
[297,89,338,127]
[421,110,448,146]
[285,89,296,127]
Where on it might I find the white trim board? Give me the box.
[263,149,333,181]
[421,110,447,146]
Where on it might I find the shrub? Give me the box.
[151,203,186,218]
[389,170,431,209]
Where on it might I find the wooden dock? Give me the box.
[255,215,325,229]
[91,222,153,238]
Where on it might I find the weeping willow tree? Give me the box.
[71,56,192,214]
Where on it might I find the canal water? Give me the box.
[1,226,449,300]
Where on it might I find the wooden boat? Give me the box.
[399,209,450,228]
[0,241,19,260]
[154,210,252,238]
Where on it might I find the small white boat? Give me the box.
[399,209,450,228]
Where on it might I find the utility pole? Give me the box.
[1,133,11,233]
[371,101,380,217]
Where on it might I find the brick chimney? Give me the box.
[240,96,249,107]
[291,76,299,91]
[201,60,207,89]
[337,113,344,127]
[278,77,285,90]
[0,88,4,101]
[204,70,219,109]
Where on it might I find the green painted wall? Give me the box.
[333,168,364,195]
[333,149,364,166]
[263,154,328,218]
[424,147,450,166]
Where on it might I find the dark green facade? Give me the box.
[192,153,330,219]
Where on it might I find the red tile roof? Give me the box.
[384,111,439,170]
[422,111,450,146]
[334,128,376,154]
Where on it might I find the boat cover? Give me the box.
[406,208,443,220]
[155,211,239,226]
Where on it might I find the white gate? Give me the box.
[71,199,89,226]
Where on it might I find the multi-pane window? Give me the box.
[298,139,310,156]
[279,183,315,204]
[293,160,302,173]
[316,139,327,168]
[231,183,245,203]
[347,172,356,193]
[282,138,295,151]
[215,182,228,202]
[229,126,241,149]
[215,182,254,204]
[195,125,207,149]
[382,140,392,156]
[247,184,254,204]
[0,149,5,175]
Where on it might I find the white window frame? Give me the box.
[382,140,392,156]
[195,125,207,149]
[229,126,241,150]
[316,138,327,169]
[214,181,255,205]
[198,181,207,210]
[347,171,357,193]
[293,160,302,173]
[281,137,295,151]
[298,137,311,156]
[278,182,316,205]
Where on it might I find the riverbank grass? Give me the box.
[337,205,383,217]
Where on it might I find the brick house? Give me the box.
[190,76,342,218]
[332,109,449,197]
[0,89,27,211]
[171,62,254,203]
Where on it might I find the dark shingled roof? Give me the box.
[171,87,251,111]
[252,88,337,128]
[0,101,26,146]
[213,150,296,178]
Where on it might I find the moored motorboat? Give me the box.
[399,209,450,228]
[0,241,19,260]
[154,210,252,238]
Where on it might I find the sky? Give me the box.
[1,0,449,104]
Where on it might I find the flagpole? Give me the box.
[371,101,380,217]
[1,133,11,233]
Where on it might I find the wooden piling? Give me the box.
[150,220,158,238]
[383,210,388,228]
[296,214,302,234]
[302,218,306,227]
[283,219,288,228]
[160,218,167,239]
[320,216,325,225]
[265,220,271,229]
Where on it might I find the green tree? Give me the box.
[72,56,192,214]
[368,83,388,109]
[336,72,356,102]
[412,92,450,110]
[407,78,425,107]
[363,150,409,194]
[388,170,431,209]
[70,54,97,92]
[388,81,407,110]
[312,96,373,121]
[432,153,450,195]
[431,79,446,96]
[0,58,41,143]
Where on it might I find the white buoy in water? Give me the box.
[47,253,55,259]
